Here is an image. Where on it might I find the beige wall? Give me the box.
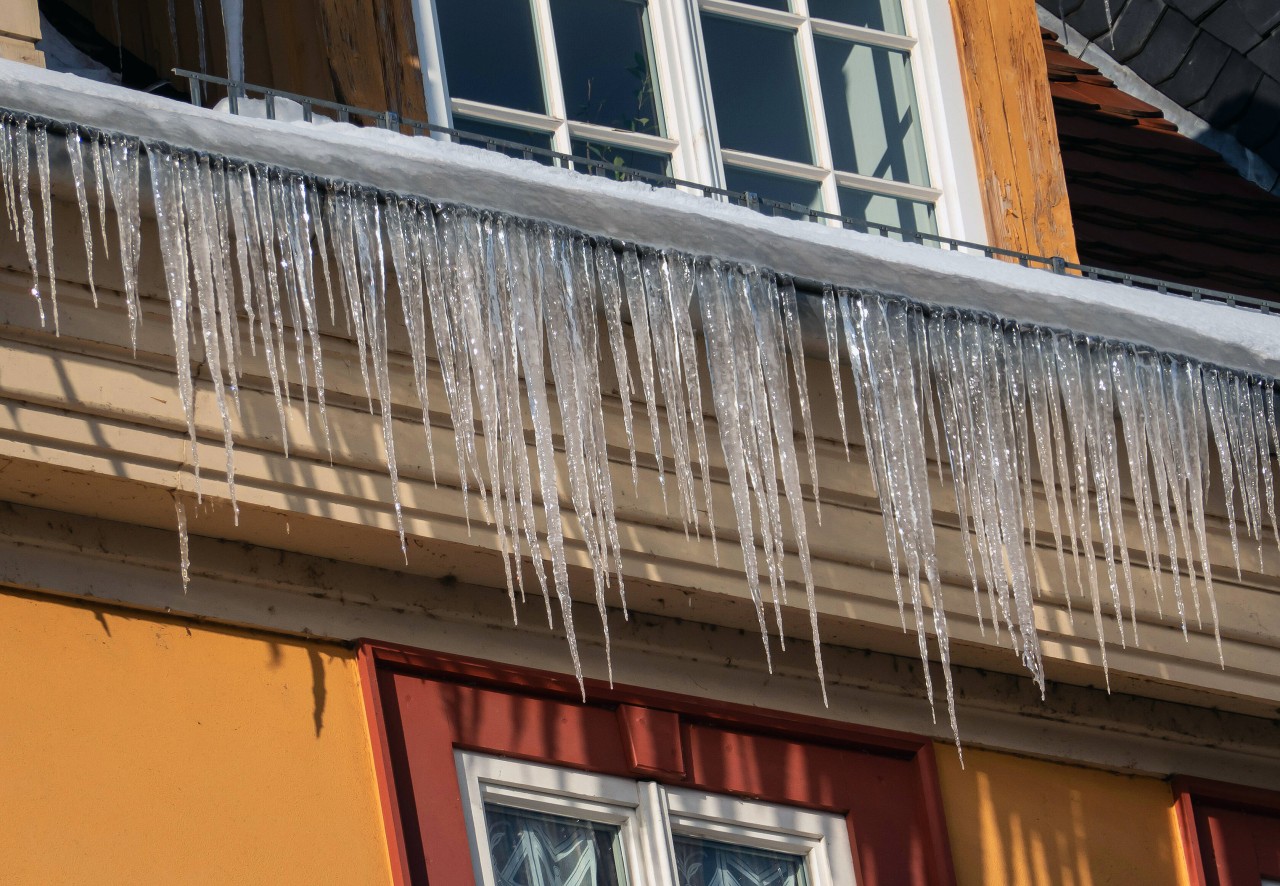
[937,745,1192,886]
[0,0,43,66]
[0,589,393,885]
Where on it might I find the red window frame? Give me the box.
[1175,776,1280,886]
[357,640,956,886]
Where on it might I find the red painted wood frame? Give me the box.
[1174,776,1280,886]
[357,640,957,886]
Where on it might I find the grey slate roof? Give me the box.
[1043,0,1280,170]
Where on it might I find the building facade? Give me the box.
[1,0,1279,884]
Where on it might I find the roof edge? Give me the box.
[1037,5,1280,195]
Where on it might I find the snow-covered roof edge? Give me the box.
[3,59,1278,379]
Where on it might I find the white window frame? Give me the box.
[456,751,857,886]
[410,0,985,243]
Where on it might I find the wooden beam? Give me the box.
[0,0,43,67]
[948,0,1077,261]
[314,0,426,120]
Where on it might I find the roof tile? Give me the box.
[1158,31,1233,105]
[1188,50,1263,127]
[1201,3,1267,54]
[1109,0,1167,61]
[1044,28,1280,302]
[1127,7,1198,83]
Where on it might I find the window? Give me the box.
[1175,777,1280,886]
[430,0,676,175]
[413,0,983,240]
[699,0,936,237]
[358,642,955,886]
[456,752,856,885]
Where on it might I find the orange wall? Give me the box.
[0,590,393,885]
[936,744,1191,886]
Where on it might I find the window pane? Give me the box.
[816,37,929,186]
[454,116,557,165]
[837,186,936,240]
[437,0,546,114]
[701,15,813,164]
[809,0,906,35]
[571,139,671,178]
[485,804,628,886]
[725,166,823,220]
[551,0,662,135]
[673,835,810,886]
[730,0,791,8]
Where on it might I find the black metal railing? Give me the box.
[175,69,1276,315]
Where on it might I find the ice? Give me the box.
[221,0,245,85]
[175,495,191,593]
[145,145,201,491]
[17,128,1278,745]
[65,126,97,306]
[105,135,143,351]
[13,116,44,326]
[33,124,58,334]
[821,287,850,459]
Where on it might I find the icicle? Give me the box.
[41,127,1280,746]
[620,247,668,506]
[596,243,639,488]
[105,135,144,351]
[192,0,209,74]
[179,153,238,517]
[697,259,772,669]
[13,116,45,327]
[146,145,201,492]
[221,0,245,86]
[90,134,111,261]
[65,126,98,307]
[33,124,58,335]
[1,114,18,235]
[780,279,821,519]
[821,287,850,459]
[174,495,191,593]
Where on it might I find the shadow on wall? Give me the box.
[937,746,1190,886]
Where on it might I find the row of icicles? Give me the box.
[2,111,1278,746]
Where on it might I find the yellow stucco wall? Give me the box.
[936,744,1191,886]
[0,589,393,885]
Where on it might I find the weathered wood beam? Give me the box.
[948,0,1078,260]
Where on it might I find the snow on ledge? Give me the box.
[3,59,1278,379]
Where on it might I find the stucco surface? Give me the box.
[936,744,1192,886]
[0,589,393,885]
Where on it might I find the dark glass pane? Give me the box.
[816,37,929,185]
[453,116,557,166]
[725,166,823,220]
[701,15,813,164]
[571,139,671,178]
[673,835,809,886]
[551,0,662,135]
[731,0,791,8]
[437,0,545,113]
[837,186,936,241]
[485,804,628,886]
[809,0,905,34]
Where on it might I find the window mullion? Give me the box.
[638,781,680,886]
[654,0,722,187]
[796,18,834,208]
[529,0,570,154]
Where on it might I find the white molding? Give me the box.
[722,147,829,182]
[833,168,942,202]
[566,121,679,154]
[450,97,561,133]
[454,751,854,885]
[810,18,916,52]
